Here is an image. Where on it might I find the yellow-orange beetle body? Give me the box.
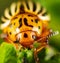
[1,1,52,50]
[1,1,59,62]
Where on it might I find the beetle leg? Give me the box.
[36,42,48,53]
[36,29,52,52]
[30,45,39,63]
[34,48,39,63]
[4,37,19,49]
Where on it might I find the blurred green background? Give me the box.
[0,0,60,63]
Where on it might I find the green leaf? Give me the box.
[26,49,34,63]
[33,41,40,48]
[0,42,17,63]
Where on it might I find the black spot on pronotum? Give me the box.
[31,19,33,22]
[24,33,28,38]
[24,18,28,25]
[24,18,33,27]
[38,26,40,29]
[14,23,15,25]
[19,18,22,28]
[37,6,43,14]
[9,32,12,35]
[35,19,38,23]
[33,2,36,11]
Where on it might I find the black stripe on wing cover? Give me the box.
[37,6,43,14]
[25,1,30,10]
[20,4,25,13]
[42,11,48,16]
[33,2,36,11]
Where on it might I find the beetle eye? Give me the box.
[32,35,37,40]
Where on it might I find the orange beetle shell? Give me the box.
[0,1,50,48]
